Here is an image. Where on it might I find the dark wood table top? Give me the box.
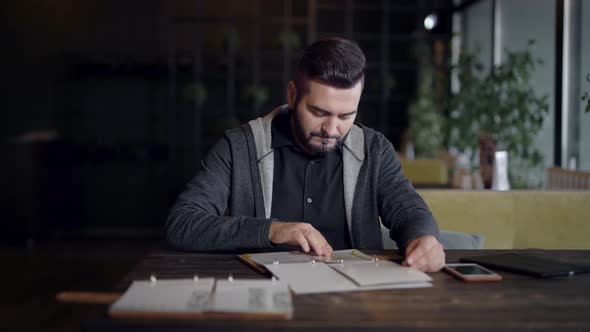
[85,249,590,332]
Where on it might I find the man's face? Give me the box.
[288,79,363,155]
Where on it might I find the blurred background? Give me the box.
[1,0,589,245]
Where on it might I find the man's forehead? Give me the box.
[307,103,357,116]
[304,80,362,114]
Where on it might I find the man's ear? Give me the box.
[287,81,297,109]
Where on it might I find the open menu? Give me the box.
[240,250,432,294]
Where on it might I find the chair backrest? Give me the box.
[380,224,485,250]
[400,159,448,187]
[419,190,590,249]
[545,167,590,190]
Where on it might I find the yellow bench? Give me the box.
[418,190,590,249]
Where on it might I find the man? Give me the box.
[166,38,445,272]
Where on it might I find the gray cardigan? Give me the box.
[166,106,439,251]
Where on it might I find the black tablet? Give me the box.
[460,253,590,278]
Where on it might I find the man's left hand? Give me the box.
[402,235,445,272]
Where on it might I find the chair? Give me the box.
[545,167,590,190]
[380,224,485,250]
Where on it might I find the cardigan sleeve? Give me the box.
[165,136,274,251]
[376,139,440,252]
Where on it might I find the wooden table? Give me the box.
[84,249,590,331]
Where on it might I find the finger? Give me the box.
[411,243,445,272]
[428,245,446,272]
[402,240,421,265]
[406,239,437,266]
[303,228,329,256]
[407,251,432,271]
[306,233,325,256]
[295,232,310,252]
[406,246,429,267]
[318,236,332,257]
[410,260,428,272]
[406,242,426,265]
[414,246,440,272]
[322,242,334,257]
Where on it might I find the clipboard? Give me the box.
[240,250,430,294]
[238,249,402,276]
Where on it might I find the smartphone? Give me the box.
[444,263,502,282]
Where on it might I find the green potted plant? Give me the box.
[409,67,447,159]
[407,38,449,160]
[447,40,549,188]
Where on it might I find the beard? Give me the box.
[291,109,345,155]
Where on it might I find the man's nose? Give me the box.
[322,117,339,137]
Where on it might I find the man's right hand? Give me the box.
[269,222,333,256]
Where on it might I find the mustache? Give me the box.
[309,131,341,140]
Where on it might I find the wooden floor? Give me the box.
[0,239,156,332]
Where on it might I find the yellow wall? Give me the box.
[418,190,590,249]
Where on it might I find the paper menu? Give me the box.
[109,278,215,314]
[265,262,432,294]
[265,262,357,294]
[109,278,293,319]
[245,249,373,266]
[329,260,432,286]
[211,279,292,315]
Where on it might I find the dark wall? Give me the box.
[1,0,450,240]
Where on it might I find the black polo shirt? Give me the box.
[270,111,352,250]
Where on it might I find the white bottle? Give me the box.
[491,151,510,191]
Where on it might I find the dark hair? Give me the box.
[293,38,366,105]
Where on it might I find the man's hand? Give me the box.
[269,222,333,256]
[402,235,445,272]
